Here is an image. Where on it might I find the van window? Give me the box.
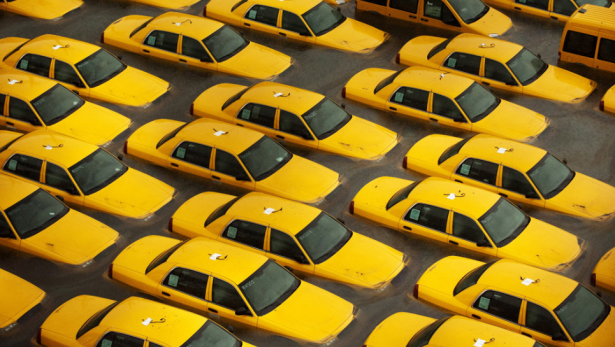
[563,31,597,58]
[515,0,548,10]
[598,38,615,64]
[552,0,576,15]
[362,0,387,5]
[390,0,419,13]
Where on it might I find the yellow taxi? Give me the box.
[0,70,130,146]
[169,191,408,289]
[363,313,545,347]
[404,134,615,221]
[127,0,199,10]
[0,0,82,20]
[343,67,548,142]
[102,12,293,80]
[351,176,583,271]
[592,247,615,293]
[484,0,612,21]
[0,268,45,332]
[204,0,390,53]
[0,130,175,219]
[414,256,615,347]
[397,33,596,103]
[0,35,170,107]
[38,295,255,347]
[600,85,615,115]
[125,118,340,204]
[192,82,400,160]
[0,175,119,265]
[109,236,357,344]
[356,0,511,37]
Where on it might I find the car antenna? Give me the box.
[444,191,465,200]
[264,207,282,215]
[43,144,63,150]
[213,129,228,136]
[273,92,290,98]
[52,44,70,50]
[479,43,495,48]
[7,79,22,85]
[172,19,192,26]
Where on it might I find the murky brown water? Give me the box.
[1,1,615,346]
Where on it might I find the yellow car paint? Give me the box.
[485,0,614,22]
[192,81,399,159]
[0,70,130,146]
[110,236,356,344]
[205,0,389,53]
[102,12,293,80]
[344,67,548,142]
[126,118,340,204]
[0,268,45,330]
[0,130,175,219]
[127,0,199,10]
[592,247,615,293]
[352,176,582,271]
[404,134,615,220]
[39,295,255,346]
[0,35,170,107]
[600,85,615,114]
[170,191,408,289]
[1,0,82,20]
[415,256,615,347]
[397,33,597,103]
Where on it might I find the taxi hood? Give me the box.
[472,100,548,142]
[577,307,615,347]
[220,42,292,80]
[41,295,116,339]
[318,18,389,53]
[0,272,44,329]
[90,66,169,107]
[524,65,596,103]
[546,172,615,221]
[467,7,512,37]
[7,0,82,20]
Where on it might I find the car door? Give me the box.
[212,147,255,191]
[498,166,544,208]
[550,0,576,20]
[399,202,450,243]
[596,36,615,72]
[276,109,317,149]
[267,228,314,274]
[2,153,43,187]
[42,161,84,206]
[420,0,462,31]
[218,219,267,256]
[481,58,521,93]
[95,331,145,347]
[388,0,420,22]
[467,289,522,332]
[279,10,316,43]
[167,141,213,179]
[243,4,280,35]
[452,157,499,193]
[449,211,497,255]
[179,35,216,70]
[0,212,21,252]
[51,59,87,96]
[5,96,42,133]
[158,267,210,312]
[511,0,549,18]
[236,103,277,137]
[15,54,52,79]
[442,52,482,81]
[521,300,571,346]
[208,276,257,327]
[430,93,472,130]
[141,30,180,61]
[385,86,431,121]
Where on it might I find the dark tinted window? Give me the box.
[473,290,522,323]
[144,30,179,53]
[526,302,566,337]
[433,93,465,121]
[215,149,247,178]
[444,52,481,75]
[484,58,517,85]
[182,36,211,62]
[145,240,186,274]
[598,38,615,64]
[45,162,78,194]
[4,154,42,182]
[452,213,486,243]
[96,332,143,347]
[17,54,51,77]
[502,166,537,197]
[282,11,311,35]
[515,0,549,10]
[424,0,444,19]
[407,318,448,347]
[212,278,247,311]
[428,37,453,60]
[374,70,403,94]
[173,142,212,168]
[238,103,276,128]
[222,220,266,249]
[0,213,14,239]
[279,110,312,139]
[362,0,387,5]
[553,0,576,15]
[205,196,240,227]
[245,5,279,26]
[163,267,209,298]
[387,181,420,210]
[270,228,307,263]
[76,302,119,339]
[438,136,472,165]
[563,31,597,58]
[404,203,448,232]
[453,261,494,295]
[456,158,498,185]
[390,87,429,111]
[8,97,40,125]
[54,60,84,87]
[390,0,419,13]
[0,93,5,115]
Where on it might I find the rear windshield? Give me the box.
[374,70,403,94]
[204,196,241,227]
[406,317,449,347]
[76,301,119,339]
[222,86,250,111]
[157,123,188,149]
[145,240,187,274]
[386,180,420,210]
[180,320,240,347]
[428,37,454,60]
[453,261,495,295]
[438,136,473,165]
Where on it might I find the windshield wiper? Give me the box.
[217,41,248,62]
[83,166,127,195]
[544,171,575,199]
[46,102,83,125]
[313,230,352,264]
[314,16,346,36]
[253,154,292,181]
[466,6,489,24]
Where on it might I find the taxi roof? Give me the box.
[0,174,39,210]
[250,0,321,14]
[228,192,321,235]
[148,12,224,39]
[21,34,99,65]
[480,259,578,309]
[0,70,55,100]
[101,296,206,346]
[242,82,325,116]
[169,237,268,284]
[395,67,474,98]
[459,134,547,172]
[177,119,264,154]
[448,34,523,63]
[569,5,615,33]
[430,315,531,347]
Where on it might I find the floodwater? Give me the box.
[1,1,615,346]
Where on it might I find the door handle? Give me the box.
[161,292,170,297]
[208,308,218,313]
[420,18,428,22]
[6,122,14,126]
[514,6,521,9]
[449,240,459,245]
[276,135,285,139]
[179,59,187,63]
[482,81,490,86]
[279,32,286,36]
[499,192,508,198]
[409,15,416,18]
[472,314,481,319]
[403,226,412,231]
[521,332,532,338]
[389,107,397,111]
[244,23,251,26]
[212,175,220,180]
[550,16,558,20]
[429,118,438,122]
[236,123,243,127]
[143,49,150,53]
[171,163,178,167]
[455,179,463,183]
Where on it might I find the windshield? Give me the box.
[203,26,249,63]
[455,83,500,122]
[240,260,300,316]
[506,48,548,86]
[527,154,574,199]
[387,181,420,210]
[406,317,448,347]
[574,0,609,6]
[69,148,127,195]
[180,321,240,347]
[5,189,68,239]
[239,136,291,181]
[479,198,529,247]
[31,84,84,126]
[76,49,126,88]
[302,2,346,36]
[296,212,352,264]
[448,0,489,23]
[301,98,351,140]
[555,285,610,341]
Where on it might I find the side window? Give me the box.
[8,97,40,125]
[215,149,248,178]
[424,0,444,19]
[0,213,16,239]
[526,302,566,337]
[163,267,209,298]
[238,103,276,128]
[270,228,307,263]
[484,59,517,85]
[456,158,498,185]
[281,11,311,35]
[432,93,464,121]
[552,0,576,15]
[4,154,43,182]
[17,54,52,77]
[222,220,266,249]
[452,213,486,244]
[212,278,248,311]
[515,0,549,10]
[390,0,419,13]
[0,93,5,115]
[362,0,387,5]
[563,31,597,58]
[96,332,144,347]
[45,162,78,194]
[473,290,522,323]
[444,52,481,75]
[279,110,313,139]
[54,60,84,88]
[390,87,429,111]
[144,30,180,53]
[404,203,448,233]
[502,166,538,197]
[598,38,615,64]
[182,36,212,62]
[172,142,212,168]
[245,5,279,26]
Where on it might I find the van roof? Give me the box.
[568,4,615,33]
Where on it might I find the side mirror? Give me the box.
[55,195,64,202]
[341,103,346,109]
[117,55,122,60]
[337,218,345,225]
[298,254,309,264]
[301,131,313,140]
[552,332,568,342]
[337,7,341,11]
[506,81,518,86]
[117,154,124,161]
[537,53,542,59]
[235,172,250,181]
[299,31,311,37]
[453,117,467,123]
[517,203,523,210]
[562,158,568,165]
[284,266,294,273]
[597,291,602,297]
[476,239,491,248]
[525,191,539,199]
[235,307,251,316]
